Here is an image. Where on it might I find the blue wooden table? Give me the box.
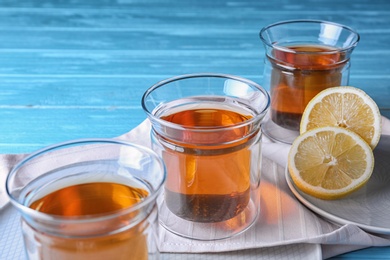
[0,0,389,259]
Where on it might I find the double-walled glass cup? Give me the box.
[260,20,360,144]
[6,139,166,260]
[142,73,270,240]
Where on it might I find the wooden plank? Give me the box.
[0,0,388,10]
[0,77,156,106]
[0,75,388,107]
[0,108,146,153]
[0,50,388,76]
[0,30,388,53]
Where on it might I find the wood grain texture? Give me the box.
[0,2,388,143]
[0,1,389,257]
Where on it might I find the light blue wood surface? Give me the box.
[0,0,389,259]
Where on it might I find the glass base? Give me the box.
[157,192,259,241]
[262,118,299,145]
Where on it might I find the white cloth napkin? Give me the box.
[1,116,390,260]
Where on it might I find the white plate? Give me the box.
[286,135,390,235]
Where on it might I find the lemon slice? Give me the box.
[300,86,381,149]
[288,126,374,200]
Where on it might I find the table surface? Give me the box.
[0,0,389,259]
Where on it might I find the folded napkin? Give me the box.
[1,116,390,260]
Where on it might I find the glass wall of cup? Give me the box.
[142,73,270,240]
[6,139,166,260]
[260,20,360,144]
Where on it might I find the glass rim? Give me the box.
[259,19,360,54]
[141,73,271,132]
[6,138,166,223]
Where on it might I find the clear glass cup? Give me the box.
[142,73,270,240]
[6,139,166,260]
[260,20,360,144]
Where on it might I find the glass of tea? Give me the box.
[260,20,360,144]
[142,73,270,240]
[6,139,166,260]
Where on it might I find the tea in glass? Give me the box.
[260,20,360,144]
[142,74,270,240]
[6,139,165,260]
[160,103,253,223]
[29,182,149,217]
[26,178,150,259]
[269,44,346,130]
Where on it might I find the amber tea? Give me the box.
[27,177,151,260]
[269,44,347,130]
[158,103,256,222]
[30,182,149,216]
